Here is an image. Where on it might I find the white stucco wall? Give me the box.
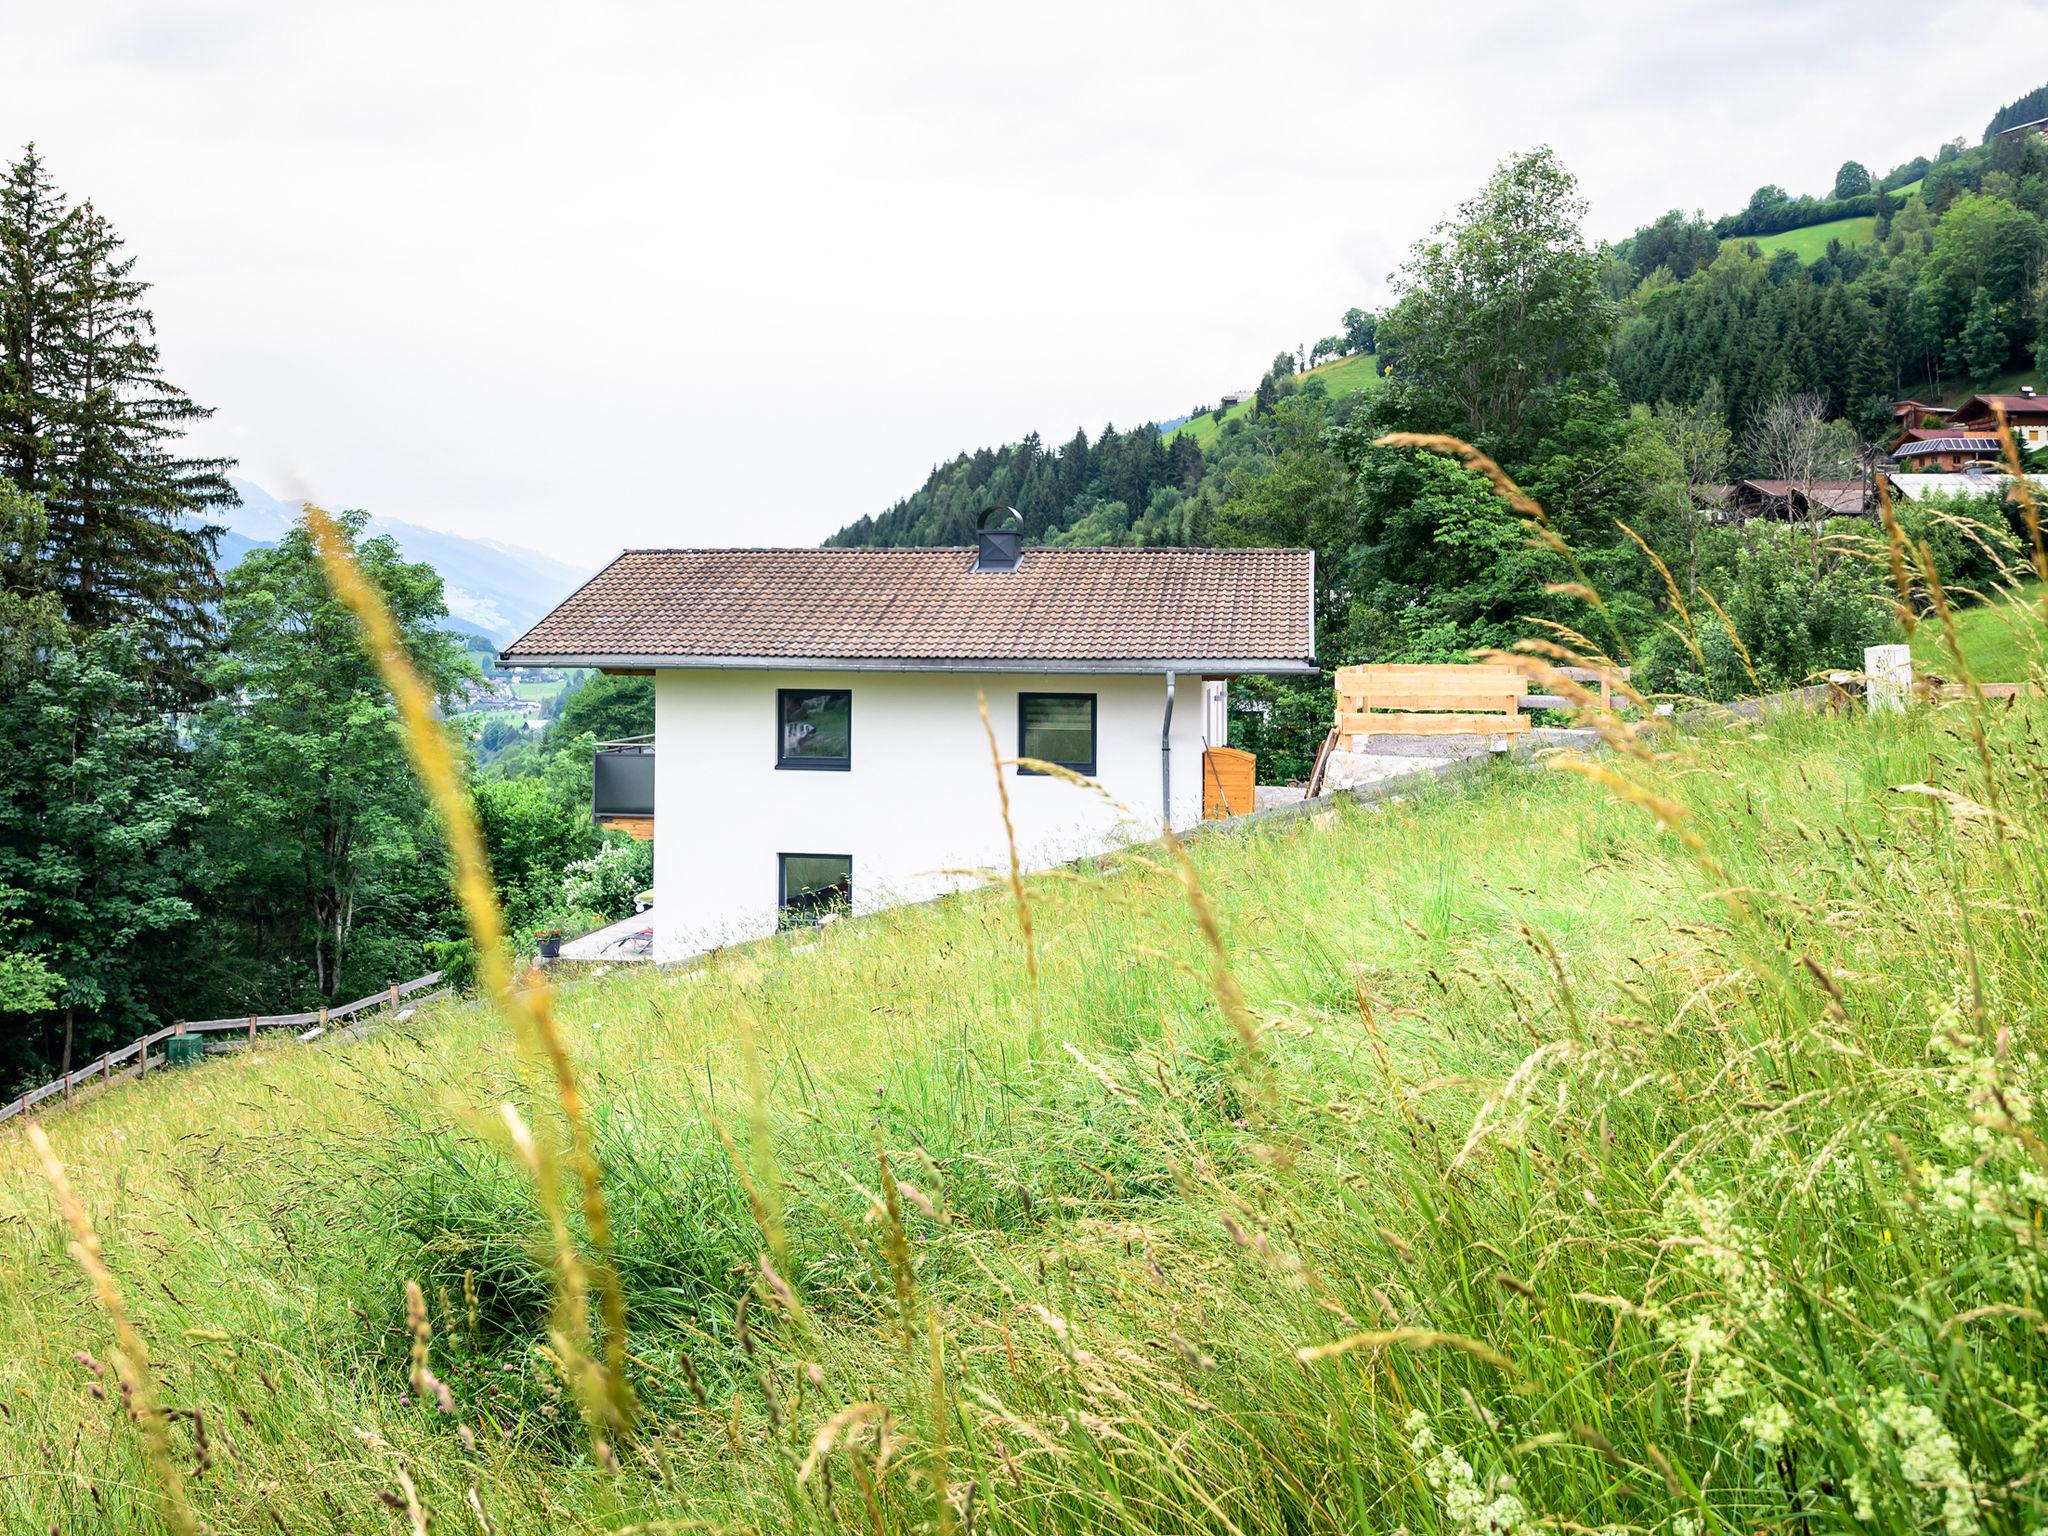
[650,669,1211,960]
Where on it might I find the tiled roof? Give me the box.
[501,547,1316,671]
[1736,480,1869,514]
[1950,394,2048,423]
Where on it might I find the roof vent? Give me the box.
[974,505,1023,572]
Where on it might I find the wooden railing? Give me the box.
[0,972,447,1129]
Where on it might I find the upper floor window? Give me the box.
[777,688,851,770]
[1018,692,1096,776]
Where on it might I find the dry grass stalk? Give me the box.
[1616,519,1704,672]
[735,1009,790,1270]
[1909,538,2005,820]
[498,1100,616,1466]
[797,1402,888,1483]
[1294,1326,1513,1371]
[1372,432,1545,521]
[873,1128,920,1357]
[404,1281,454,1414]
[1475,648,1647,759]
[1691,585,1764,695]
[1991,402,2048,598]
[1375,430,1632,660]
[305,504,635,1448]
[977,691,1039,1008]
[928,1308,957,1536]
[26,1123,199,1536]
[1160,828,1294,1167]
[1874,475,1920,634]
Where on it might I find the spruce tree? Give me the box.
[49,204,234,691]
[1845,331,1895,445]
[0,146,75,501]
[0,148,234,698]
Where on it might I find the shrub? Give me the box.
[560,835,652,921]
[1638,525,1899,699]
[1891,489,2029,599]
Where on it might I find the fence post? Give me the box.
[1866,643,1913,713]
[140,1033,151,1078]
[248,1014,258,1049]
[389,981,399,1012]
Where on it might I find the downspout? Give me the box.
[1160,670,1177,832]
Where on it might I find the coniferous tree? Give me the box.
[0,630,201,1091]
[46,204,235,693]
[0,148,234,698]
[0,146,75,507]
[1845,331,1895,445]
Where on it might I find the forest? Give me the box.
[830,89,2048,778]
[0,147,652,1095]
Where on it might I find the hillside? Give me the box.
[218,479,592,646]
[6,692,2047,1533]
[1163,348,1381,449]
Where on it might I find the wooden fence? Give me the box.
[0,972,447,1129]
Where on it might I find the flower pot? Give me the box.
[537,937,562,960]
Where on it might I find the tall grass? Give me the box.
[3,502,2046,1533]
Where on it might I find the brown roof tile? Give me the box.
[502,547,1316,672]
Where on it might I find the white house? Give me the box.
[501,520,1315,961]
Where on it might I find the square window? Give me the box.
[1017,692,1096,775]
[779,853,851,927]
[777,688,851,770]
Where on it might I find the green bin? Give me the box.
[164,1034,207,1069]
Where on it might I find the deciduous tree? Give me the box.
[196,510,473,998]
[1376,147,1613,441]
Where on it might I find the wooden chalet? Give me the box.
[1891,400,1955,431]
[1890,435,2005,472]
[1946,391,2048,450]
[1727,479,1869,519]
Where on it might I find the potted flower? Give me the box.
[535,926,565,960]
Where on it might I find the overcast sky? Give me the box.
[9,1,2048,565]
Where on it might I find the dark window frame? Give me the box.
[1016,691,1098,776]
[775,687,852,771]
[778,851,852,928]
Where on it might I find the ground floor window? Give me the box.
[1018,692,1097,775]
[779,852,851,927]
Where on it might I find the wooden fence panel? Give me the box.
[0,971,444,1128]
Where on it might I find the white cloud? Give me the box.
[6,0,2046,560]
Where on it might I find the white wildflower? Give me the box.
[1743,1400,1794,1451]
[1406,1412,1536,1536]
[1855,1388,1979,1536]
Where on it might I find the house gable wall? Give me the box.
[651,668,1210,959]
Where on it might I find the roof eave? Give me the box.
[496,652,1320,677]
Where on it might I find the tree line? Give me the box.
[0,147,648,1095]
[1612,125,2048,431]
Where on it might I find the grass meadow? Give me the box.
[4,675,2048,1533]
[1745,215,1877,261]
[1912,579,2045,681]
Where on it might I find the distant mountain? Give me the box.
[215,480,593,647]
